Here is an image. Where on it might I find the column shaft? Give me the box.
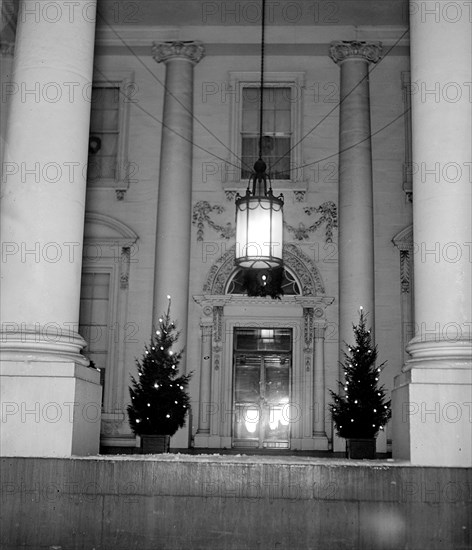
[330,41,382,452]
[152,42,204,373]
[330,41,382,356]
[152,41,204,449]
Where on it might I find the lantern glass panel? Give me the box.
[235,196,283,269]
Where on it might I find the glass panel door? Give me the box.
[233,329,291,449]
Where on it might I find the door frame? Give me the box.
[222,308,304,449]
[193,294,333,450]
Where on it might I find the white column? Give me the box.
[329,41,382,352]
[152,41,204,448]
[0,0,101,456]
[152,41,205,359]
[392,1,472,466]
[0,0,16,163]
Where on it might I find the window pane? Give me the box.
[242,109,258,133]
[275,110,290,133]
[88,86,120,183]
[99,134,118,156]
[234,329,292,352]
[91,87,120,108]
[241,86,291,180]
[274,87,291,108]
[262,109,275,133]
[100,109,119,132]
[234,355,261,402]
[242,87,260,109]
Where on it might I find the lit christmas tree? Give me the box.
[127,296,191,437]
[329,308,391,440]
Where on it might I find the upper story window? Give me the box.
[227,72,306,190]
[241,87,291,180]
[87,72,134,198]
[88,86,120,181]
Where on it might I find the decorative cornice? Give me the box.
[84,212,139,245]
[392,224,413,250]
[152,40,205,64]
[329,41,382,64]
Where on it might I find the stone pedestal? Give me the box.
[0,0,101,456]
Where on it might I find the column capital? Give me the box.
[329,41,382,65]
[152,41,205,65]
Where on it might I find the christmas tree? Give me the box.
[329,308,391,439]
[127,296,191,436]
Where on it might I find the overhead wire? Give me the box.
[94,8,251,173]
[93,6,410,182]
[269,27,410,173]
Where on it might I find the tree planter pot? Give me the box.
[346,438,376,459]
[140,434,170,454]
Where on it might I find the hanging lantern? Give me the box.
[234,0,284,270]
[235,158,284,269]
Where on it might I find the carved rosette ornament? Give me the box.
[329,41,382,64]
[152,41,205,64]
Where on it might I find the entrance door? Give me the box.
[233,328,291,449]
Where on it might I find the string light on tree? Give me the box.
[127,297,192,440]
[329,308,391,440]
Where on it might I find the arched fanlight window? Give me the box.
[226,267,301,296]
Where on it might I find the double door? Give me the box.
[233,351,291,449]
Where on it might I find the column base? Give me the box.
[194,433,211,448]
[293,436,329,451]
[170,424,191,449]
[0,360,101,457]
[392,364,472,466]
